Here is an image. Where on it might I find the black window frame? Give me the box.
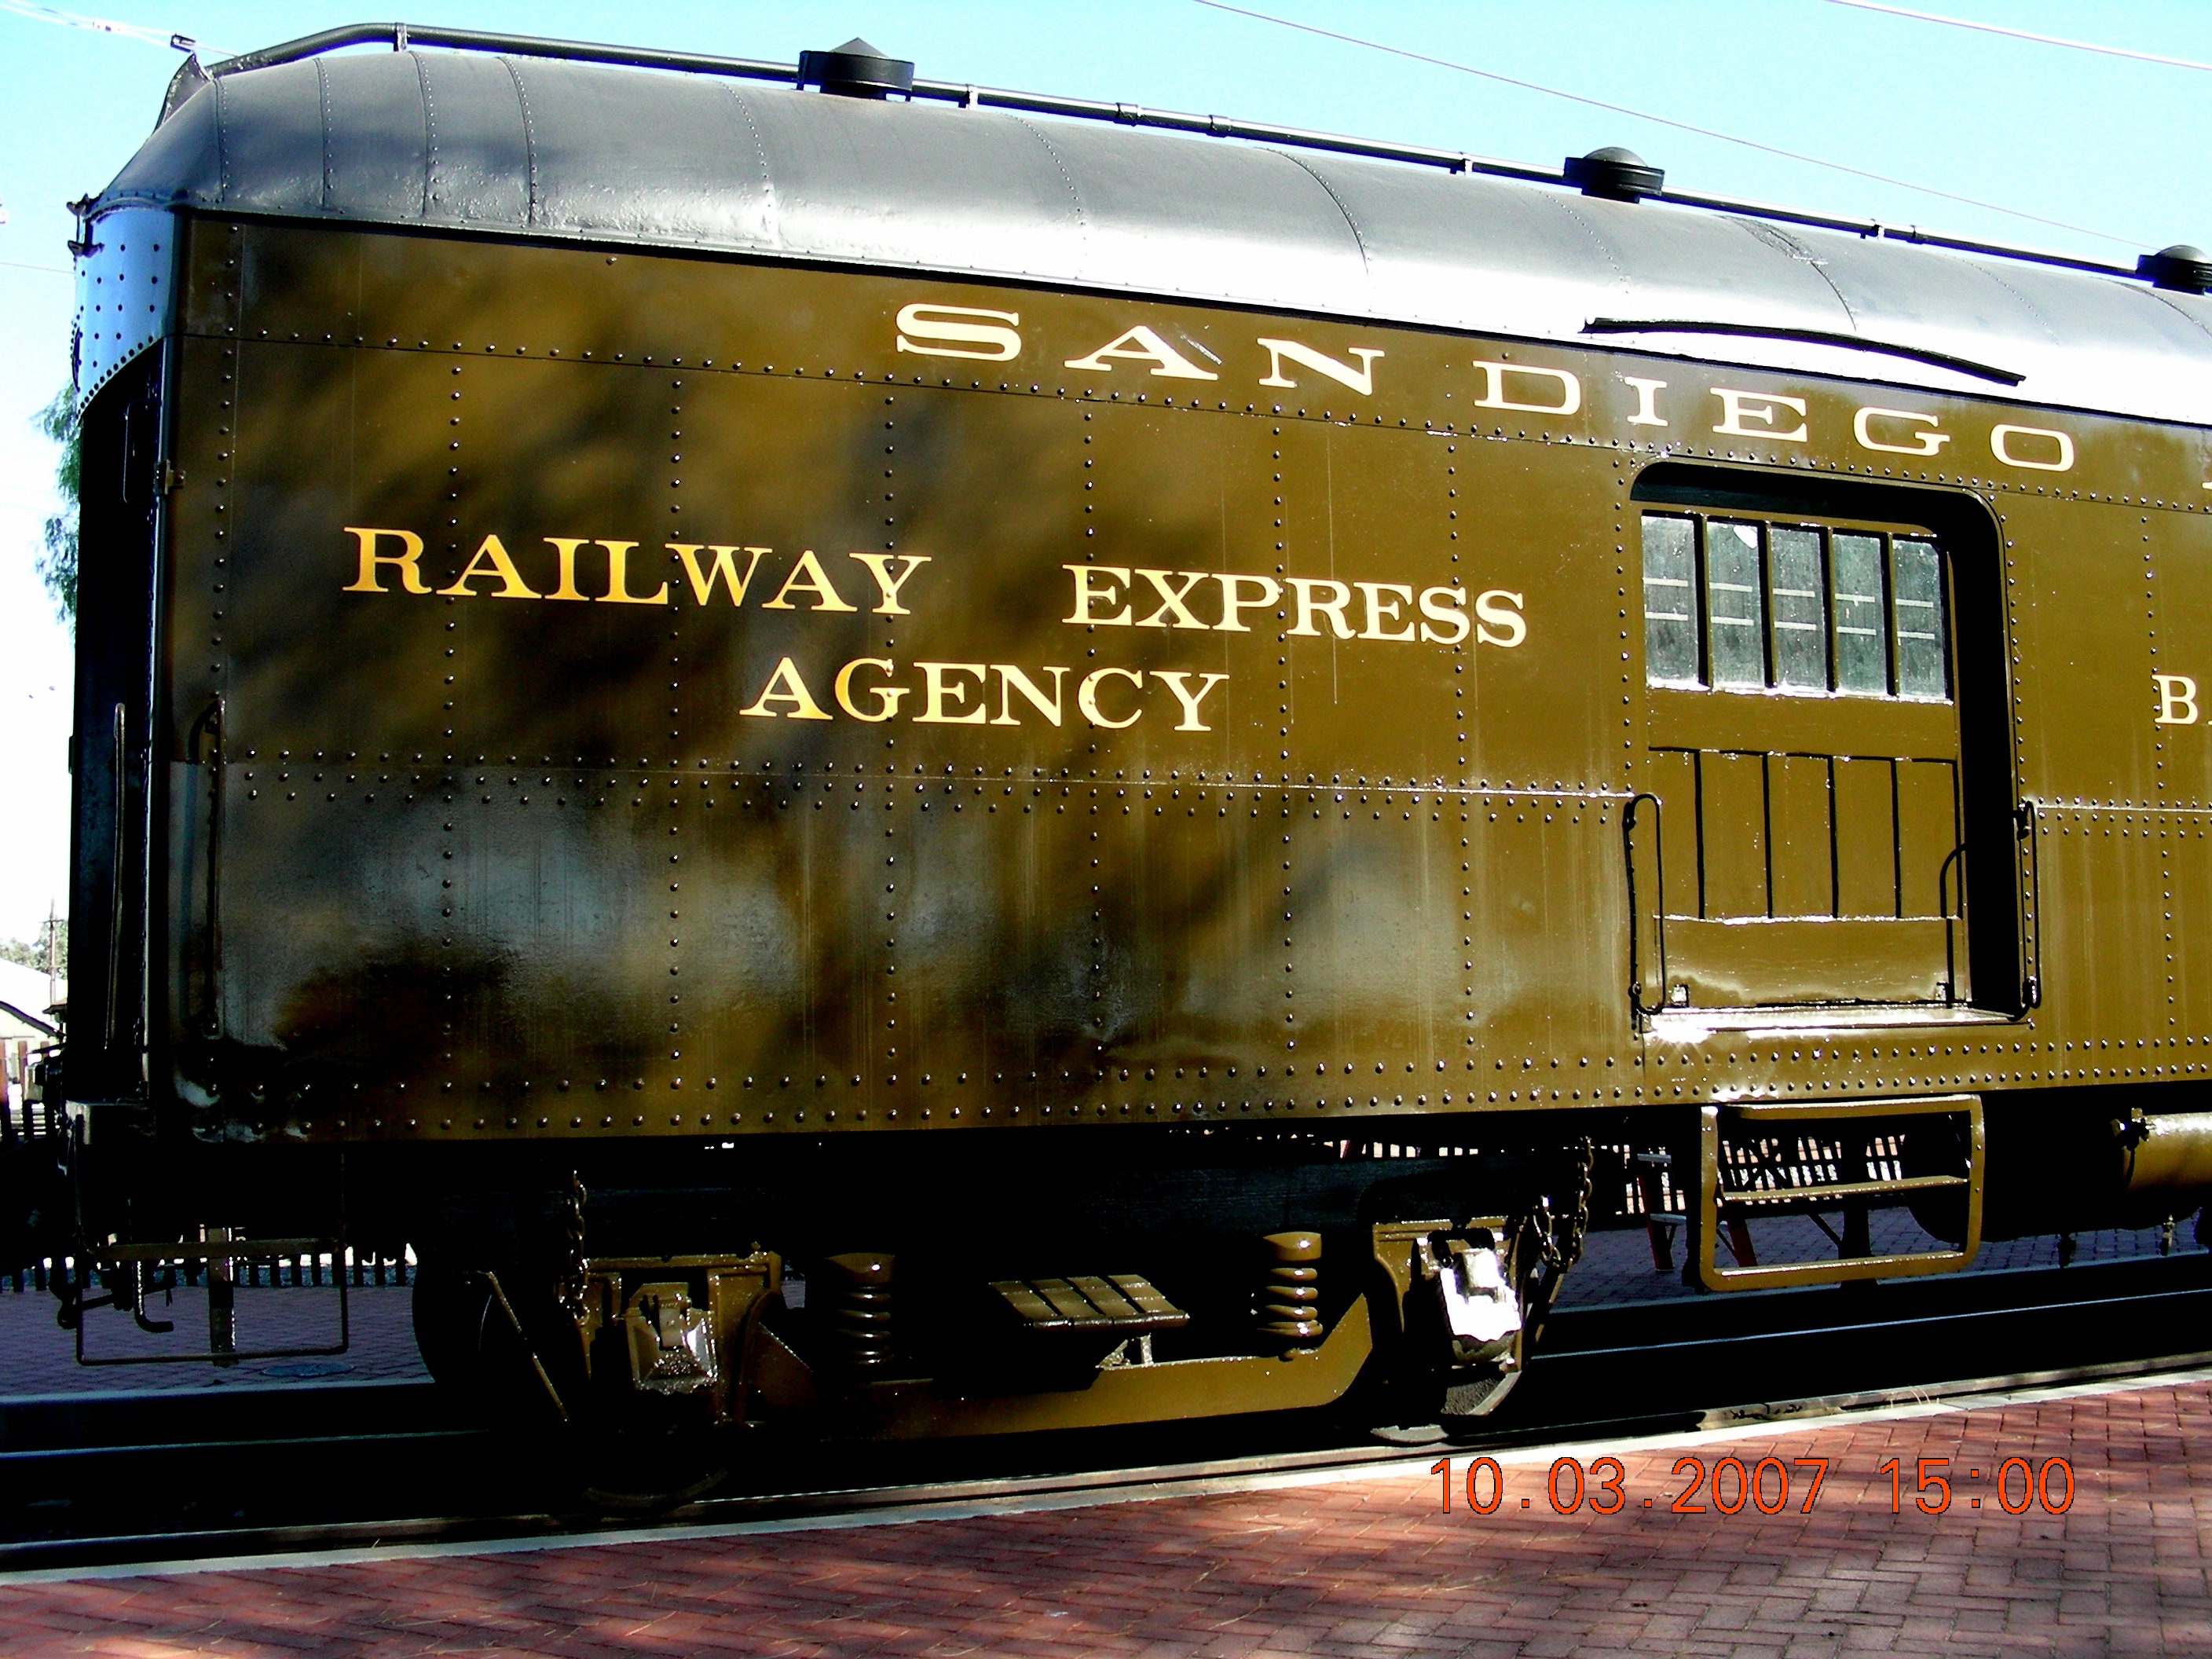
[1636,508,1951,705]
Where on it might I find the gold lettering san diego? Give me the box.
[895,302,2083,474]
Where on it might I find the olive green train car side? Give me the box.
[137,215,2212,1146]
[49,33,2212,1439]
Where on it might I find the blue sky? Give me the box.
[2,0,2208,939]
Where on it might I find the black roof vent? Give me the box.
[2138,244,2212,295]
[1562,146,1663,203]
[797,37,914,100]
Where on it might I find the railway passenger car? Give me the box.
[36,25,2212,1443]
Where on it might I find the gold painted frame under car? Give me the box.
[1694,1096,1984,1291]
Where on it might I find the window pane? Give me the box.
[1642,515,1701,687]
[1767,526,1828,691]
[1892,538,1947,699]
[1705,520,1766,688]
[1832,531,1888,694]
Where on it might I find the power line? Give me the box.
[1188,0,2143,248]
[0,258,70,274]
[1824,0,2212,74]
[0,0,205,53]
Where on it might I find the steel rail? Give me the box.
[6,1338,2210,1580]
[5,1263,2209,1577]
[1551,1278,2212,1360]
[192,22,2144,284]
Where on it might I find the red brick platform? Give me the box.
[5,1375,2208,1657]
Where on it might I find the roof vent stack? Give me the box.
[797,37,914,100]
[2138,244,2212,295]
[1562,146,1663,203]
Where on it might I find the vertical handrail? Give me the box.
[185,697,225,1037]
[2015,800,2043,1009]
[1623,792,1668,1020]
[102,701,127,1049]
[1936,840,1968,1006]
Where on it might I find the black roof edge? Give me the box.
[194,20,2148,287]
[0,999,59,1038]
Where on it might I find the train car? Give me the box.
[42,25,2212,1445]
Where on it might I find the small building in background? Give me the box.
[0,959,64,1130]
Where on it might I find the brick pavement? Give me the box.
[3,1376,2207,1657]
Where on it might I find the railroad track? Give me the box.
[5,1251,2207,1578]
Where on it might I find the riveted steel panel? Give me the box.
[2163,818,2212,1038]
[118,209,2212,1151]
[2033,808,2164,1046]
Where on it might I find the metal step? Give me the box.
[991,1275,1188,1337]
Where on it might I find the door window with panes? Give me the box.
[1638,510,1964,1010]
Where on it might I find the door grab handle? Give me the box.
[1937,840,1967,1006]
[103,701,126,1049]
[185,697,225,1037]
[1624,792,1668,1021]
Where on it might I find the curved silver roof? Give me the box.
[91,47,2212,426]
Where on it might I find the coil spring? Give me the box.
[1258,1230,1322,1345]
[822,1251,895,1369]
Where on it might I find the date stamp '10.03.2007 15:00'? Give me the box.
[1426,1455,2078,1518]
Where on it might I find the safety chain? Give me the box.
[1559,1135,1595,1273]
[1516,1137,1597,1357]
[560,1170,589,1322]
[1530,1137,1597,1280]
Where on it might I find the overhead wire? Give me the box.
[0,0,214,54]
[0,0,2167,251]
[1187,0,2144,248]
[1822,1,2212,75]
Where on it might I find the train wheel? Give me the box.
[410,1261,577,1426]
[1439,1353,1524,1424]
[575,1425,732,1512]
[410,1262,493,1393]
[413,1261,731,1506]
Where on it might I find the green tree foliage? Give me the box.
[35,385,79,626]
[0,920,67,975]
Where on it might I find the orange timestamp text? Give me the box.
[1427,1454,2075,1517]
